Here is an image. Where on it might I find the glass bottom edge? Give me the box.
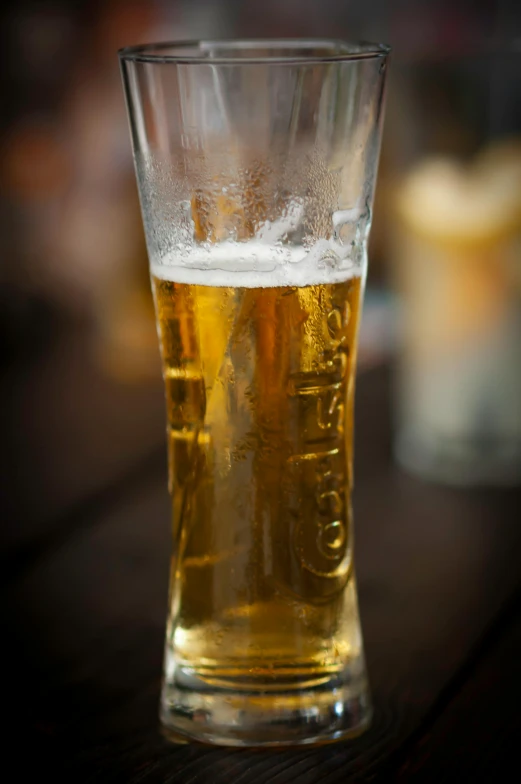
[160,672,372,747]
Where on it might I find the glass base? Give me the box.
[160,663,371,747]
[395,427,521,487]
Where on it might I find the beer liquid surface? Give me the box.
[153,248,363,686]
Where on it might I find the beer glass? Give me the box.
[120,39,389,747]
[387,49,521,485]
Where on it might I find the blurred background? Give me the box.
[1,0,521,485]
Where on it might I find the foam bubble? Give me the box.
[151,241,362,288]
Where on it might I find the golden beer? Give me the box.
[153,267,365,701]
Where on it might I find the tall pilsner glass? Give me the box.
[119,39,389,747]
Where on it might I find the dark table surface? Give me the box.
[2,309,521,782]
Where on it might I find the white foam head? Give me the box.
[151,241,363,287]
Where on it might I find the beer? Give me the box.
[153,247,365,707]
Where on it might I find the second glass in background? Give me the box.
[386,48,521,485]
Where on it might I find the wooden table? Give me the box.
[2,311,521,782]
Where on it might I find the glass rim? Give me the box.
[118,38,391,66]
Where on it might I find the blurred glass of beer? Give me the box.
[120,40,389,747]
